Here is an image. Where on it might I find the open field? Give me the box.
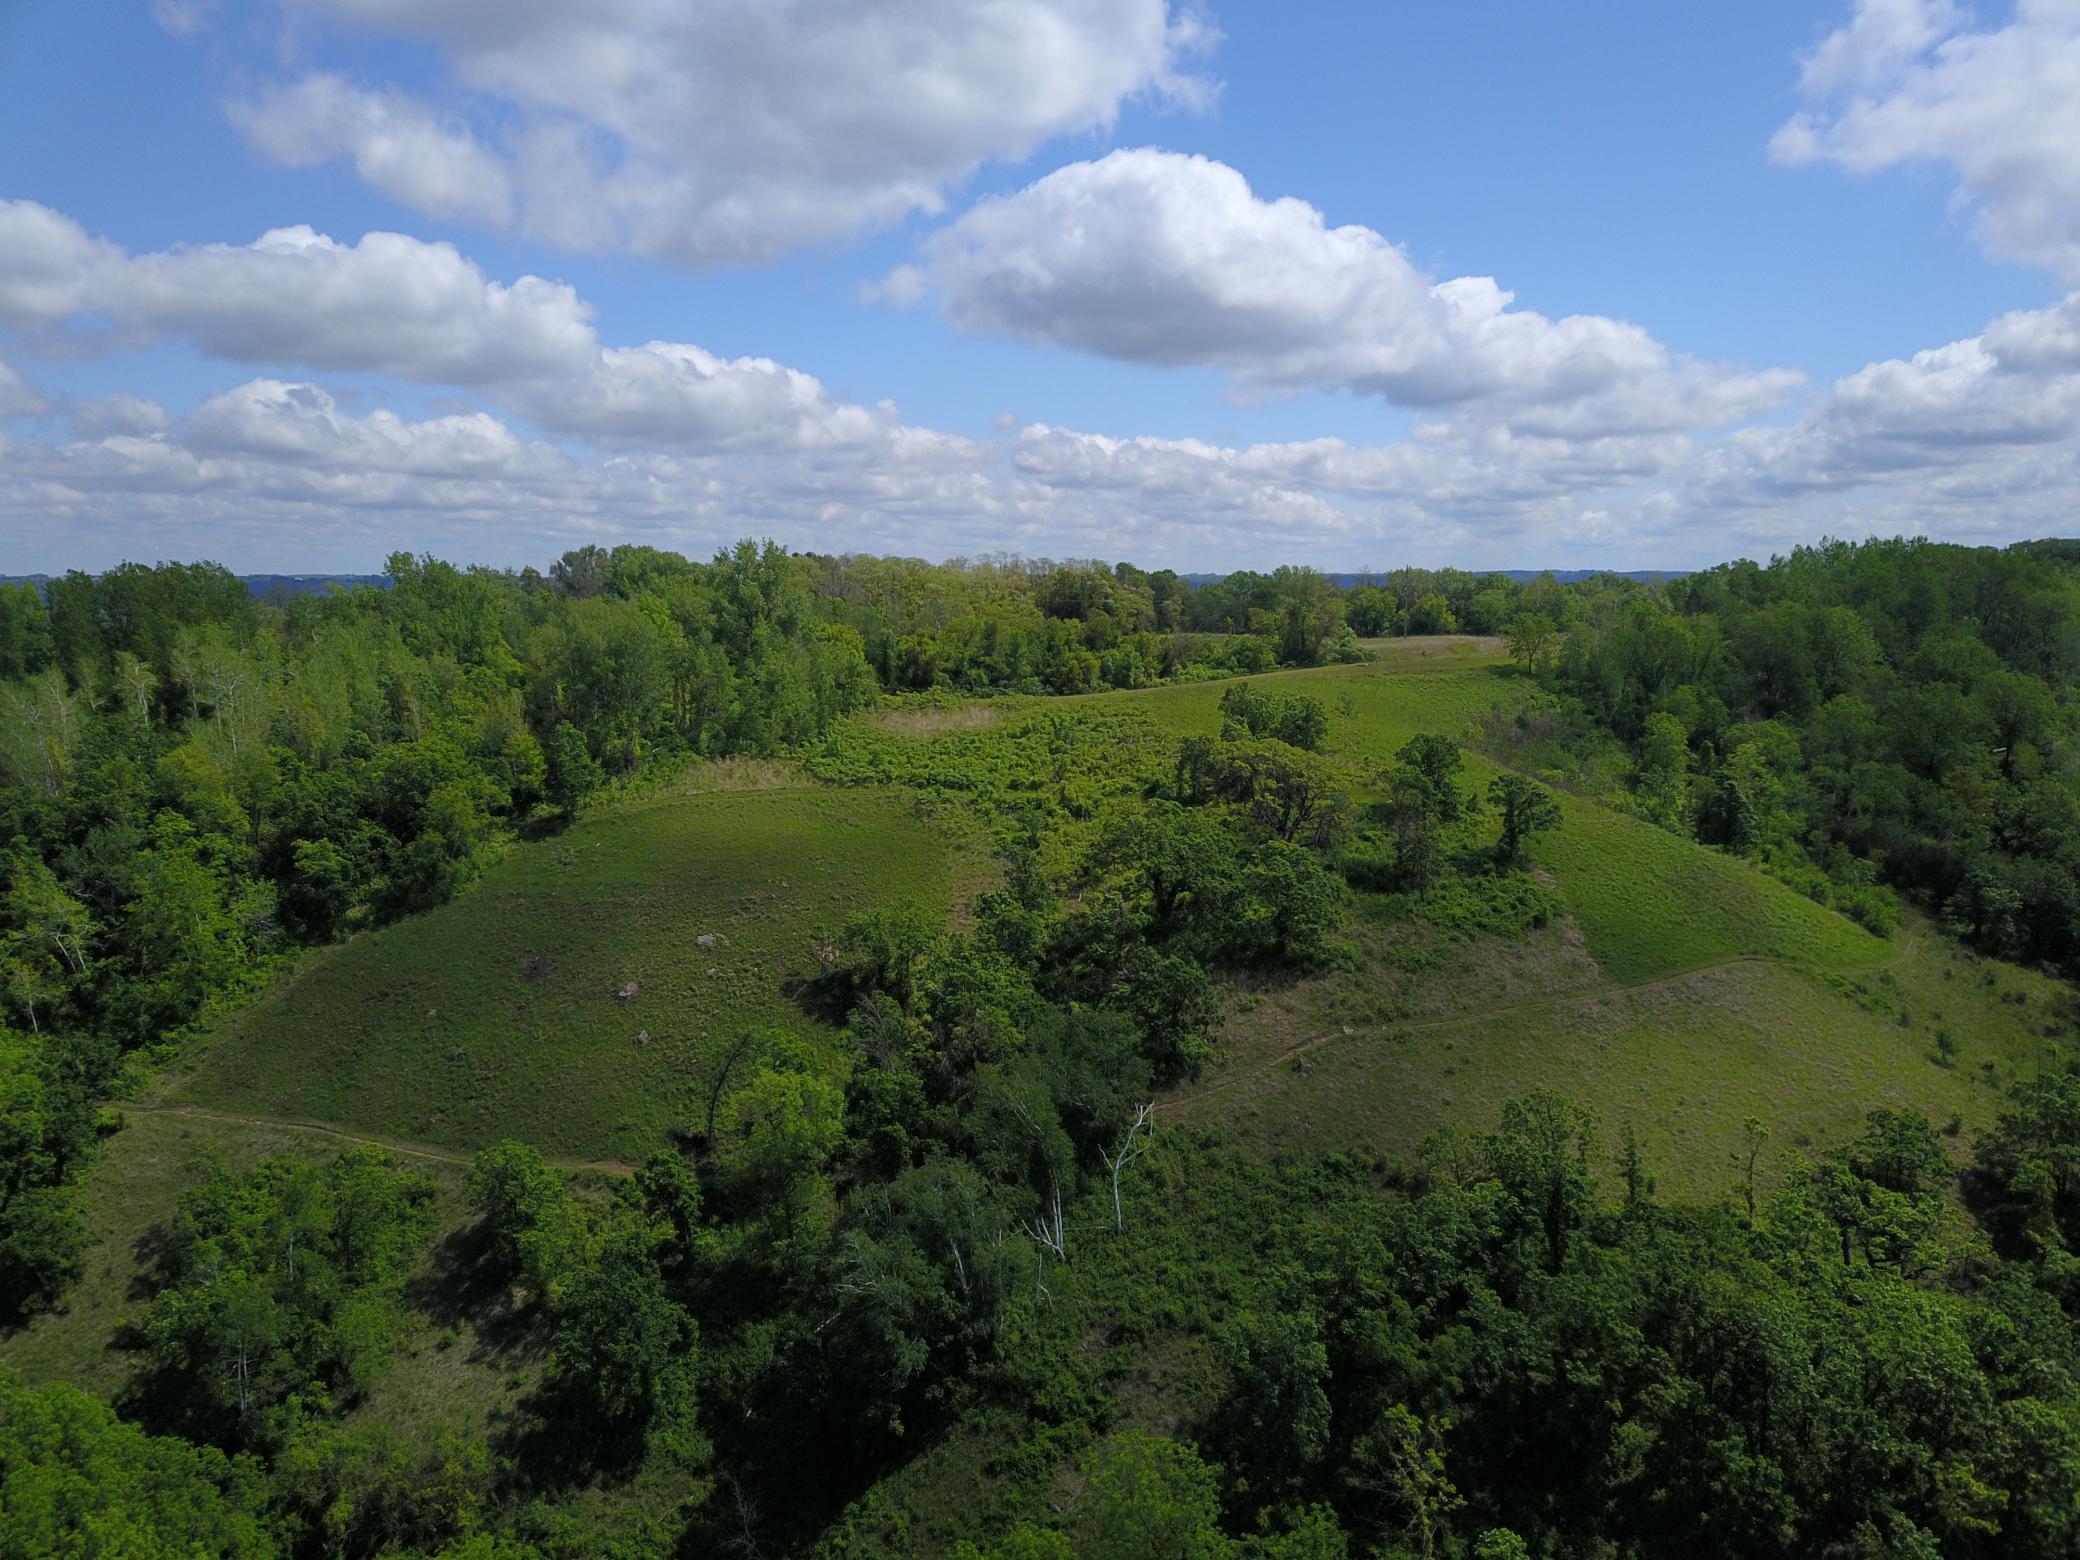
[163,786,956,1163]
[1354,632,1507,663]
[1176,913,2071,1199]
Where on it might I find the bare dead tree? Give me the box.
[717,1471,767,1560]
[49,928,87,975]
[226,1336,253,1417]
[1101,1102,1155,1232]
[1025,1179,1067,1262]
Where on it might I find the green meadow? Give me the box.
[163,785,956,1163]
[897,646,2061,1198]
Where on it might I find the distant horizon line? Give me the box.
[7,533,2075,588]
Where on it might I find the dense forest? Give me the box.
[3,536,2079,1557]
[1534,539,2080,970]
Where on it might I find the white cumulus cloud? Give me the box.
[910,149,1799,437]
[68,393,170,438]
[217,0,1216,266]
[230,75,515,226]
[0,201,945,455]
[1772,0,2080,280]
[0,358,47,420]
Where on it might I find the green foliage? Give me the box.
[1219,1308,1333,1495]
[1554,537,2080,975]
[1178,736,1352,849]
[0,1366,275,1557]
[1388,732,1470,826]
[137,1147,437,1449]
[1218,682,1329,751]
[274,1420,499,1558]
[1505,610,1557,673]
[1406,869,1561,942]
[466,1140,567,1289]
[546,1228,697,1441]
[1407,594,1457,635]
[714,1063,845,1229]
[1487,773,1561,864]
[11,542,2080,1559]
[1073,1431,1231,1558]
[1343,585,1397,638]
[543,720,604,814]
[1975,1072,2080,1283]
[0,1029,96,1319]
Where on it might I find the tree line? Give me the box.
[16,1077,2080,1556]
[1513,537,2080,972]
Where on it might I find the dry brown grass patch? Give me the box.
[874,703,1004,737]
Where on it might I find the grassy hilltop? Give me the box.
[166,785,959,1162]
[878,644,2068,1197]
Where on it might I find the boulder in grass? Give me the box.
[617,980,639,1002]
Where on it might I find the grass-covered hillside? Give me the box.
[165,784,960,1162]
[836,650,2065,1199]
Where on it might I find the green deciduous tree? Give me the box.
[1488,773,1562,865]
[546,1229,697,1441]
[0,1367,275,1557]
[1506,611,1557,674]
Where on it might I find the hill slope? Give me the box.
[166,785,955,1162]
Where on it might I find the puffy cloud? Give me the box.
[230,75,515,226]
[0,200,123,326]
[0,202,935,455]
[9,229,2080,570]
[119,224,595,383]
[1695,290,2080,507]
[557,345,891,452]
[182,380,569,479]
[1008,421,1697,530]
[0,377,1002,570]
[1772,0,2080,279]
[0,202,590,378]
[68,393,170,438]
[0,358,47,419]
[5,337,2075,574]
[1792,0,1963,94]
[1000,287,2080,550]
[219,0,1215,265]
[912,150,1798,436]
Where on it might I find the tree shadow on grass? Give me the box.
[781,967,857,1027]
[402,1222,548,1366]
[490,1379,657,1493]
[517,806,578,843]
[125,1221,172,1303]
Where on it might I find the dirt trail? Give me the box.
[117,1101,640,1177]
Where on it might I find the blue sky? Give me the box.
[3,0,2078,573]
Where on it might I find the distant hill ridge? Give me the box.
[1181,568,1686,586]
[4,567,1680,597]
[1,573,391,599]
